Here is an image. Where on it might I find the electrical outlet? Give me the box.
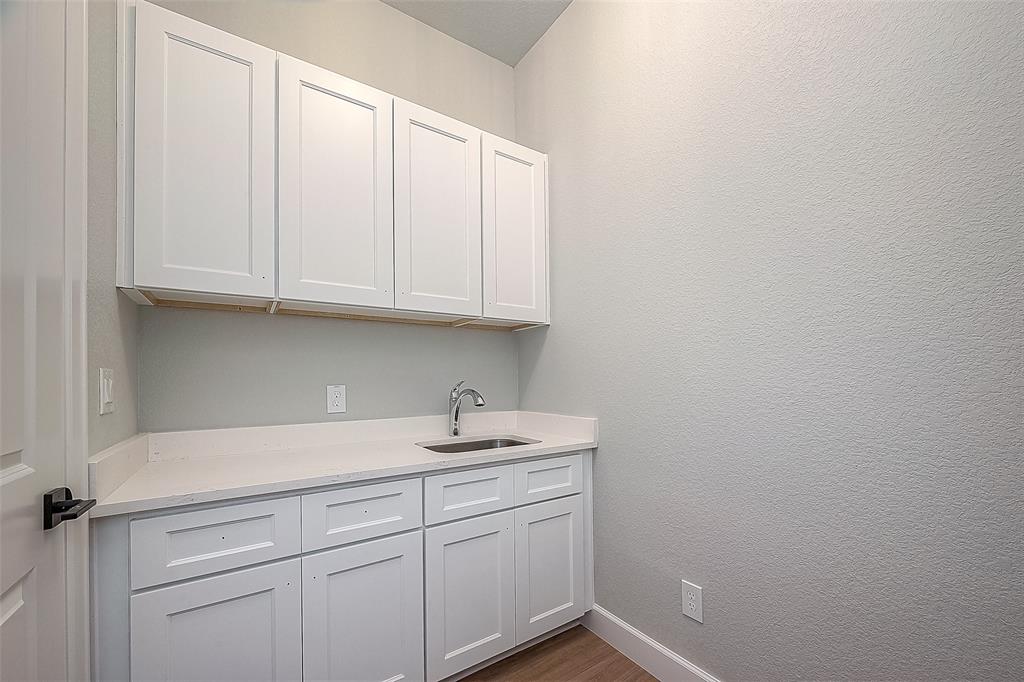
[99,368,115,415]
[326,384,347,414]
[682,579,703,623]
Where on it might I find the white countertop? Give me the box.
[89,411,597,517]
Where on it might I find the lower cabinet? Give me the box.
[118,455,591,682]
[130,559,302,681]
[514,495,586,643]
[425,511,516,681]
[302,531,424,682]
[424,494,586,680]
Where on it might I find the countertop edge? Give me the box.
[91,439,597,518]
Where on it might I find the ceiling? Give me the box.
[380,0,572,66]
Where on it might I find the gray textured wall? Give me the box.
[87,0,518,441]
[149,0,515,138]
[514,2,1024,680]
[89,0,139,454]
[138,308,517,432]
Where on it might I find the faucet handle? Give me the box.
[450,380,465,401]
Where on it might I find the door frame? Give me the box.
[64,0,91,678]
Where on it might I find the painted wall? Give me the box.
[89,0,139,454]
[149,0,515,138]
[138,309,517,432]
[514,2,1024,680]
[87,0,519,439]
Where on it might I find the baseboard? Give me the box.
[583,605,720,682]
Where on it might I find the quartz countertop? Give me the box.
[89,411,597,517]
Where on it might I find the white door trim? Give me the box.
[64,0,91,678]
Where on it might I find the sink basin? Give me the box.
[417,435,539,454]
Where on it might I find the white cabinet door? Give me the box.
[130,559,302,682]
[425,511,514,681]
[303,531,424,682]
[394,100,482,317]
[133,0,275,298]
[278,55,394,308]
[482,134,548,323]
[514,495,585,644]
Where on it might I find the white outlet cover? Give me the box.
[682,579,703,623]
[326,384,347,414]
[99,368,114,415]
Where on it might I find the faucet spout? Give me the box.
[448,381,486,437]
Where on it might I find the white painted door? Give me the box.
[130,559,302,681]
[482,134,548,323]
[394,100,482,317]
[133,0,276,298]
[1,1,89,680]
[302,531,424,681]
[514,495,585,644]
[425,511,514,681]
[278,55,395,308]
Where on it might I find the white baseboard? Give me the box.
[583,605,720,682]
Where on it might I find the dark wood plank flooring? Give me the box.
[464,626,656,682]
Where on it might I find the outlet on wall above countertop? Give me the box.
[326,385,347,414]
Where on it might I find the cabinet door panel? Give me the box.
[394,100,482,316]
[482,134,548,323]
[425,511,514,680]
[514,495,585,643]
[130,559,301,681]
[278,55,394,308]
[134,1,275,297]
[303,532,424,682]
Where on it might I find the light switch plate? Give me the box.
[682,579,703,623]
[326,384,346,414]
[99,368,114,415]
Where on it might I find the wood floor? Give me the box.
[464,626,656,682]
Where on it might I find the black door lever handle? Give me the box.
[43,487,97,530]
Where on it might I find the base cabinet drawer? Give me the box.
[513,454,582,505]
[302,531,424,682]
[514,495,586,643]
[301,478,422,551]
[130,559,302,682]
[424,464,513,525]
[425,511,515,681]
[130,497,301,589]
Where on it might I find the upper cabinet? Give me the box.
[482,135,549,324]
[394,100,483,317]
[277,55,394,309]
[122,1,549,328]
[133,1,276,299]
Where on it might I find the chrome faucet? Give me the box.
[448,380,486,437]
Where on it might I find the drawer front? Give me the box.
[301,479,422,552]
[130,497,301,590]
[424,465,513,525]
[513,454,583,506]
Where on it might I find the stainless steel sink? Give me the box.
[417,435,539,454]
